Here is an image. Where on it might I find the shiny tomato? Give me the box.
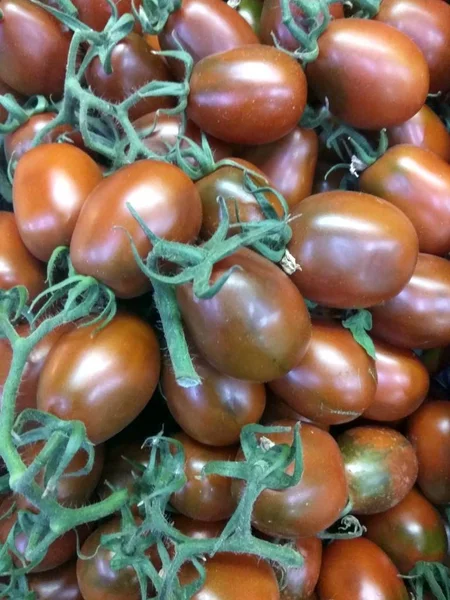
[177,248,311,382]
[406,401,450,504]
[306,19,429,130]
[188,45,307,145]
[280,537,322,600]
[171,514,226,539]
[287,191,419,309]
[338,426,418,514]
[37,313,161,444]
[70,0,142,31]
[269,320,377,426]
[262,392,331,431]
[0,0,70,96]
[0,78,23,124]
[28,560,82,600]
[371,253,450,349]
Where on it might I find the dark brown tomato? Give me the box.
[288,191,419,309]
[363,340,429,422]
[162,354,266,446]
[371,254,450,349]
[338,426,418,514]
[70,0,142,31]
[171,515,226,539]
[360,145,450,256]
[306,19,430,130]
[269,321,377,426]
[406,401,450,504]
[0,78,23,124]
[362,488,448,574]
[387,105,450,161]
[375,0,450,94]
[37,313,161,444]
[317,538,410,600]
[170,432,237,522]
[177,248,312,382]
[28,560,82,600]
[70,160,202,298]
[13,144,103,262]
[312,162,342,195]
[0,211,46,300]
[0,0,70,96]
[86,34,174,121]
[188,45,307,145]
[236,127,319,209]
[232,420,348,538]
[262,392,331,432]
[280,537,322,600]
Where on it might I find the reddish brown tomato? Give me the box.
[70,160,202,298]
[28,560,82,600]
[170,432,237,522]
[280,537,322,600]
[406,401,450,504]
[177,248,311,382]
[288,191,419,309]
[13,144,103,262]
[338,426,418,514]
[0,0,70,96]
[70,0,142,31]
[188,45,307,145]
[37,313,161,444]
[171,515,226,539]
[312,162,342,195]
[0,78,23,124]
[362,488,448,574]
[262,392,331,432]
[306,19,430,130]
[363,340,429,422]
[371,254,450,349]
[232,420,348,538]
[318,538,410,600]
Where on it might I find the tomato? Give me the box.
[262,392,330,431]
[170,433,237,522]
[371,253,450,349]
[287,191,419,309]
[363,340,429,422]
[171,515,226,539]
[232,420,348,538]
[375,0,450,94]
[177,248,311,382]
[37,313,160,444]
[13,144,103,262]
[234,0,263,34]
[70,160,202,298]
[70,0,142,31]
[269,320,377,426]
[387,105,450,162]
[188,45,307,145]
[0,211,46,300]
[318,538,410,600]
[0,0,70,96]
[362,488,448,574]
[28,560,82,600]
[306,19,430,130]
[236,127,319,209]
[360,145,450,256]
[280,537,322,600]
[312,162,342,195]
[0,78,23,124]
[162,353,266,446]
[338,426,418,514]
[406,401,450,504]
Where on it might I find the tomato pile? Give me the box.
[0,0,449,598]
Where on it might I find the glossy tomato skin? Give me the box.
[13,144,103,262]
[362,488,448,574]
[177,248,311,382]
[363,340,429,422]
[406,401,450,504]
[70,160,202,298]
[306,19,429,130]
[71,0,141,31]
[288,191,419,309]
[171,515,226,539]
[269,321,377,426]
[318,538,410,600]
[280,537,322,600]
[37,313,160,444]
[232,420,348,538]
[28,560,82,600]
[262,392,331,432]
[188,45,307,145]
[0,0,70,96]
[371,253,450,349]
[375,0,450,94]
[338,426,418,514]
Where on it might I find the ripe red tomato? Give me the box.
[306,19,430,130]
[188,45,307,145]
[177,248,312,382]
[28,560,82,600]
[288,191,419,309]
[280,537,322,600]
[70,0,142,31]
[338,426,418,514]
[269,320,377,426]
[37,313,161,444]
[70,160,202,298]
[0,78,23,124]
[262,392,331,431]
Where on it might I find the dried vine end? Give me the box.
[136,0,182,35]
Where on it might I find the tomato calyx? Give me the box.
[317,514,365,540]
[347,0,381,18]
[138,0,182,35]
[404,560,450,600]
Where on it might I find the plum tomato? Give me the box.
[176,248,312,382]
[262,392,331,431]
[280,537,322,600]
[28,560,82,600]
[70,0,142,31]
[171,514,226,539]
